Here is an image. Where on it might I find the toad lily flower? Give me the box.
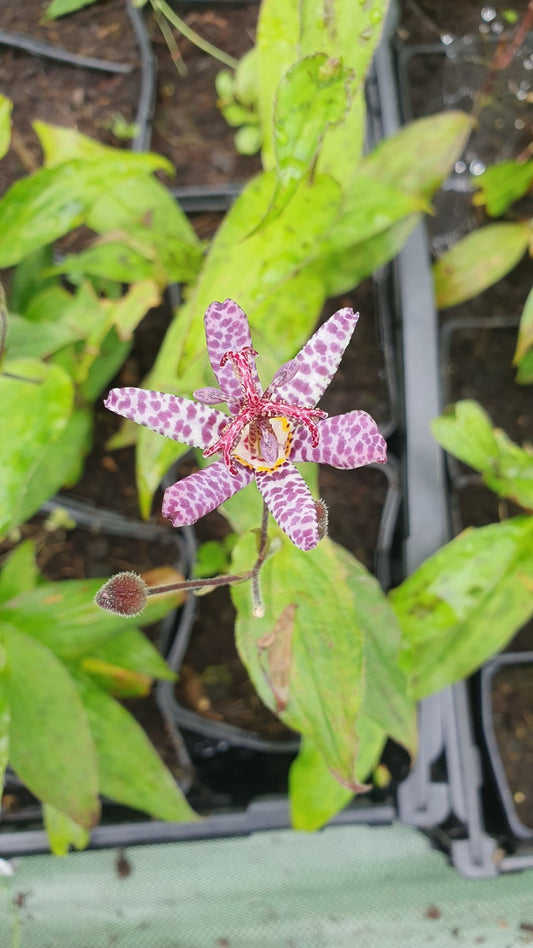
[105,299,387,551]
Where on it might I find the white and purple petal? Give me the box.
[105,387,228,448]
[291,411,387,468]
[272,308,359,408]
[255,464,320,551]
[162,460,254,526]
[204,299,261,404]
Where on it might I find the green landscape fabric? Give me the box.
[1,823,533,946]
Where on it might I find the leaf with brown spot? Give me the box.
[257,603,297,711]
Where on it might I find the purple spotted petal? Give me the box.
[291,411,387,468]
[105,387,228,448]
[204,299,260,404]
[162,461,254,526]
[272,308,359,408]
[255,464,319,551]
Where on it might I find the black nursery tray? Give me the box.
[480,651,533,844]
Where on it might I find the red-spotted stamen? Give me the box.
[203,348,327,475]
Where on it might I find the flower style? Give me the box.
[104,299,387,551]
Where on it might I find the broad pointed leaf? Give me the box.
[472,160,533,217]
[362,111,475,201]
[2,624,100,827]
[0,541,39,605]
[231,532,413,788]
[289,736,354,832]
[259,54,353,226]
[34,121,173,176]
[0,359,74,539]
[432,400,533,510]
[43,802,90,856]
[391,517,533,699]
[76,677,197,822]
[433,223,530,309]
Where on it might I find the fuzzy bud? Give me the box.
[95,571,148,617]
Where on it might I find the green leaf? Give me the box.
[2,624,100,827]
[275,55,352,185]
[82,626,176,685]
[43,802,90,856]
[231,532,414,788]
[433,223,530,309]
[34,121,173,176]
[3,575,183,661]
[46,0,99,17]
[317,215,420,296]
[5,313,84,360]
[258,55,353,226]
[0,165,88,267]
[0,94,13,161]
[9,245,57,315]
[514,285,533,368]
[516,348,533,385]
[0,671,10,793]
[432,400,533,510]
[390,516,533,699]
[319,176,425,259]
[0,129,183,268]
[289,716,387,832]
[0,541,39,605]
[53,233,202,287]
[361,111,475,201]
[256,0,388,173]
[0,359,74,539]
[472,160,533,217]
[289,736,354,831]
[76,677,197,822]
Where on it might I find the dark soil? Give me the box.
[491,662,533,830]
[148,4,261,186]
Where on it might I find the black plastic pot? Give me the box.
[480,652,533,844]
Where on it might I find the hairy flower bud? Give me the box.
[95,571,148,617]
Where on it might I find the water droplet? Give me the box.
[524,57,533,71]
[440,33,454,46]
[491,21,504,33]
[479,23,490,33]
[370,8,383,24]
[454,160,467,174]
[481,6,496,21]
[515,118,525,129]
[516,88,528,100]
[469,160,486,176]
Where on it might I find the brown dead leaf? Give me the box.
[257,603,296,712]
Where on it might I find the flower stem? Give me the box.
[150,0,239,71]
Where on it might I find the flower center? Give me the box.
[202,347,327,475]
[233,417,293,472]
